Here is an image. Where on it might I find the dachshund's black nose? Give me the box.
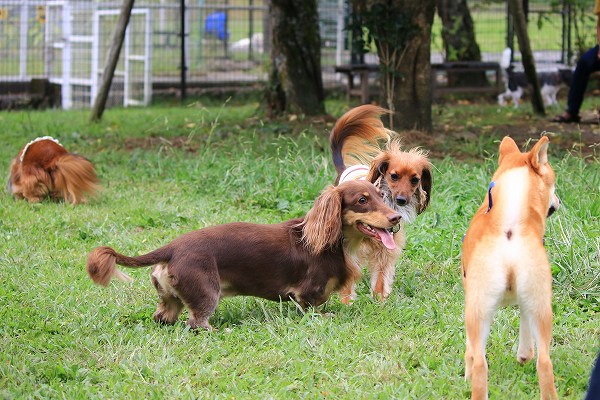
[395,196,407,206]
[388,213,401,225]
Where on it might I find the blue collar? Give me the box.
[462,180,545,246]
[486,181,496,213]
[462,181,495,243]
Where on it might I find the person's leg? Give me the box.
[567,45,600,117]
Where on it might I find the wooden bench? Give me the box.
[334,63,379,104]
[335,61,502,103]
[431,61,502,95]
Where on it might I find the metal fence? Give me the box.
[0,0,593,109]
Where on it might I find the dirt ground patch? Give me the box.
[402,118,600,160]
[123,108,600,162]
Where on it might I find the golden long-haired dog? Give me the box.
[8,136,99,204]
[462,136,559,399]
[87,180,401,330]
[330,105,432,303]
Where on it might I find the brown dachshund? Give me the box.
[330,105,432,303]
[87,180,401,330]
[8,136,99,204]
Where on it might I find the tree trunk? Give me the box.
[508,0,545,115]
[265,0,325,117]
[364,0,435,132]
[436,0,487,87]
[90,0,135,122]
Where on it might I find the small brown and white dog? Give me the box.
[462,136,560,400]
[330,105,432,303]
[87,180,401,330]
[8,136,99,204]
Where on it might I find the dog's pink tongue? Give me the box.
[375,228,396,250]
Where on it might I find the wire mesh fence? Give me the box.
[0,0,594,109]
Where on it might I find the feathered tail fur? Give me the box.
[330,104,392,175]
[53,154,100,204]
[86,246,173,286]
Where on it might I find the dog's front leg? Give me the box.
[369,249,398,302]
[340,280,356,305]
[497,93,507,106]
[371,266,395,302]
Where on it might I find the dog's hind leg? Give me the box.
[464,292,495,400]
[153,295,184,325]
[170,254,221,331]
[517,313,535,364]
[523,298,558,399]
[151,263,184,325]
[518,260,558,399]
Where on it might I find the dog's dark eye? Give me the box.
[358,196,368,204]
[390,173,399,181]
[410,176,420,185]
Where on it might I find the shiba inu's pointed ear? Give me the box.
[530,136,550,171]
[498,136,519,165]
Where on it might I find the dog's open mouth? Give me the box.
[357,222,396,250]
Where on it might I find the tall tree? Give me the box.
[90,0,135,122]
[509,0,545,115]
[265,0,325,117]
[436,0,487,87]
[357,0,435,132]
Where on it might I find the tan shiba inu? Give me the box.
[462,136,560,400]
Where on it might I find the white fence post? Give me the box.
[91,8,100,106]
[144,9,152,105]
[335,0,343,68]
[61,1,72,109]
[19,0,29,79]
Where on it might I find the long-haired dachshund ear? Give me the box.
[367,154,389,183]
[417,164,432,214]
[300,186,342,255]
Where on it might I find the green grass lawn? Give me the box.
[0,97,598,398]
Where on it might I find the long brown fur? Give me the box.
[8,137,100,204]
[329,105,433,303]
[462,136,559,399]
[330,105,392,174]
[87,180,400,330]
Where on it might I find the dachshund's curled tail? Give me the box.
[329,104,392,176]
[86,246,173,286]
